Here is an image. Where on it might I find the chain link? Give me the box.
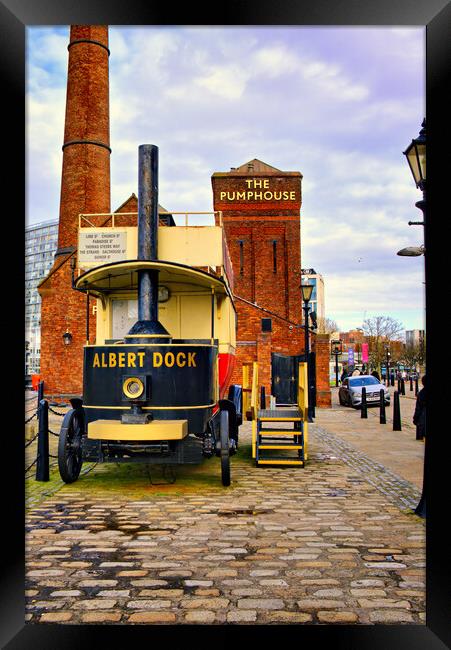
[25,433,39,448]
[25,457,38,473]
[48,406,67,417]
[49,429,60,437]
[25,412,37,424]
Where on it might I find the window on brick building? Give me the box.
[262,318,272,332]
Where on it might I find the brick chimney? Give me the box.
[38,25,110,395]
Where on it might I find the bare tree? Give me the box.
[317,317,339,335]
[362,316,404,373]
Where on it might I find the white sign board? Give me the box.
[78,230,128,267]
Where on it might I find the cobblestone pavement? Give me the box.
[25,415,426,625]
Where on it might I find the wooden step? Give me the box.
[258,409,302,420]
[257,459,304,466]
[258,443,302,449]
[259,429,301,436]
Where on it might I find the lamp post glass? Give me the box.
[403,119,426,189]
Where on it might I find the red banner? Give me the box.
[362,343,369,363]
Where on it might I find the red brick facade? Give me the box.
[212,160,331,407]
[38,26,110,395]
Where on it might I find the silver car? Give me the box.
[339,375,390,408]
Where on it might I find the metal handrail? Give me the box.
[79,211,223,228]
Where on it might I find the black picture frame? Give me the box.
[3,0,450,647]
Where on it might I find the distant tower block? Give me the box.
[38,25,111,394]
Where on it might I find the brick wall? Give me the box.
[212,164,331,408]
[313,333,332,407]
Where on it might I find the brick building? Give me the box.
[37,24,331,407]
[212,160,331,407]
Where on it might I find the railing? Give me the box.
[25,382,91,482]
[297,362,309,460]
[250,362,259,459]
[79,211,223,228]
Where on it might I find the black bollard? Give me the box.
[379,389,386,424]
[361,386,368,418]
[415,377,419,396]
[391,373,395,387]
[410,377,413,392]
[401,378,405,396]
[392,391,402,431]
[35,399,49,481]
[397,379,401,394]
[260,385,266,410]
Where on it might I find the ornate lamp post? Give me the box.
[301,282,314,422]
[385,345,391,387]
[403,119,427,519]
[331,340,342,387]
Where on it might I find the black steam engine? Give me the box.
[58,145,240,486]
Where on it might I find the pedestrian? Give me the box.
[371,370,380,382]
[402,369,407,380]
[351,368,360,376]
[340,368,348,383]
[413,375,426,441]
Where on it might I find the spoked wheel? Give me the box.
[219,410,231,487]
[58,408,85,483]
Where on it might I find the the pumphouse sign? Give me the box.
[219,178,298,202]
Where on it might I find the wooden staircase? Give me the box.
[246,362,309,468]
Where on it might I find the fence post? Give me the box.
[260,386,266,410]
[35,399,49,481]
[37,379,44,408]
[392,391,402,431]
[415,377,419,396]
[361,386,367,419]
[391,373,395,387]
[379,389,386,424]
[401,378,405,396]
[410,377,413,392]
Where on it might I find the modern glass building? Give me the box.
[25,219,58,375]
[300,268,325,322]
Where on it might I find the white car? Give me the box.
[339,375,390,408]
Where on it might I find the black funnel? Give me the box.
[125,144,171,343]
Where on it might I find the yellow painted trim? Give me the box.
[83,403,215,410]
[258,431,301,436]
[123,334,172,338]
[87,418,188,441]
[252,420,257,459]
[258,445,302,450]
[257,459,304,465]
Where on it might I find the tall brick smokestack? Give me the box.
[38,25,110,395]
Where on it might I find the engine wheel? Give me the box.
[220,410,231,487]
[58,408,85,483]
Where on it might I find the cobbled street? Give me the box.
[25,389,425,625]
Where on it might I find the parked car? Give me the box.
[339,375,390,408]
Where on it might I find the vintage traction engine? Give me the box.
[58,145,239,486]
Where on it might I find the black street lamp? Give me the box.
[403,119,427,519]
[385,345,391,387]
[300,282,314,422]
[331,340,342,387]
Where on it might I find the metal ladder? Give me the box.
[249,362,309,468]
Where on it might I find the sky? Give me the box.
[26,26,426,334]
